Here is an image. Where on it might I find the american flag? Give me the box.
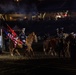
[7,24,17,37]
[3,29,19,47]
[7,24,23,45]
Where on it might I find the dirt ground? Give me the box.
[0,51,75,75]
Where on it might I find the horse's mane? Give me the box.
[26,32,35,43]
[26,32,37,44]
[27,32,35,39]
[63,33,69,39]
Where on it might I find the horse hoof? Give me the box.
[19,54,21,56]
[11,54,13,56]
[51,53,54,56]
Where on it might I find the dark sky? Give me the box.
[0,0,75,13]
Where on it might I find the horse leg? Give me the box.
[66,47,70,57]
[52,49,57,56]
[49,47,56,56]
[61,50,65,58]
[66,43,70,57]
[48,47,53,55]
[30,47,34,56]
[10,49,13,56]
[25,47,31,56]
[15,49,21,56]
[43,48,47,55]
[10,48,14,56]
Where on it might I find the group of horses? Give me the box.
[43,33,76,58]
[8,32,76,59]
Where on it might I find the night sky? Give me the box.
[0,0,75,13]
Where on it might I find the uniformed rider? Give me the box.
[19,28,26,47]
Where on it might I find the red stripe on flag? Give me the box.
[7,24,17,37]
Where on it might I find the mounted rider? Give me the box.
[56,27,64,39]
[19,28,27,47]
[56,27,65,57]
[56,27,65,47]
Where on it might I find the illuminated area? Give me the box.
[0,0,73,21]
[0,10,70,21]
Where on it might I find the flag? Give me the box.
[7,24,23,44]
[3,29,18,47]
[3,29,23,47]
[7,24,17,37]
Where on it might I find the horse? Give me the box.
[25,32,38,56]
[63,33,69,39]
[9,39,23,56]
[43,37,59,56]
[9,32,38,56]
[43,37,51,55]
[64,33,76,58]
[43,36,69,57]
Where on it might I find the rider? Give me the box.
[56,27,64,39]
[56,27,65,57]
[59,27,64,39]
[19,28,27,48]
[56,28,60,37]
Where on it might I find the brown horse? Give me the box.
[9,39,23,56]
[9,32,38,56]
[43,37,59,56]
[43,36,68,57]
[64,33,75,58]
[49,37,59,56]
[25,32,38,56]
[43,37,51,55]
